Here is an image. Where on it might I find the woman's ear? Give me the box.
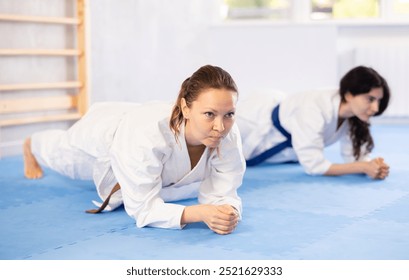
[344,92,353,103]
[181,98,190,119]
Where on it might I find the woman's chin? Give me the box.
[357,115,371,123]
[205,141,221,149]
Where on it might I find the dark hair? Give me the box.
[339,65,390,160]
[169,65,238,137]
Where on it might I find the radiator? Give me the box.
[354,45,409,117]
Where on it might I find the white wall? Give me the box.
[88,0,222,103]
[337,24,409,75]
[206,23,338,98]
[337,24,409,117]
[1,0,409,157]
[88,0,338,103]
[87,0,409,115]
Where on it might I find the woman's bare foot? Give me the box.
[23,138,43,179]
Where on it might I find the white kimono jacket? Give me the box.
[32,102,245,229]
[236,89,370,175]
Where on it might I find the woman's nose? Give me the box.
[213,118,225,132]
[372,101,379,113]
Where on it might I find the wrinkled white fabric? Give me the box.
[32,101,245,229]
[236,89,370,175]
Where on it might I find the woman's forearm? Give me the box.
[324,158,389,179]
[324,162,366,176]
[180,205,206,224]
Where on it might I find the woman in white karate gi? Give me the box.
[24,65,245,235]
[236,65,390,179]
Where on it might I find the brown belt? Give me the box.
[85,183,121,214]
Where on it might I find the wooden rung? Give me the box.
[0,14,80,25]
[0,112,82,127]
[0,49,82,56]
[0,95,76,114]
[0,81,82,92]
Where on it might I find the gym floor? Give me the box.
[1,124,408,260]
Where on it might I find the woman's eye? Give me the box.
[204,112,214,118]
[225,112,235,118]
[368,96,376,102]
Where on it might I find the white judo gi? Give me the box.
[31,102,245,229]
[236,89,370,175]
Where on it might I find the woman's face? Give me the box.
[182,88,238,148]
[345,87,384,122]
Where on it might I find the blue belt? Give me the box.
[246,105,292,166]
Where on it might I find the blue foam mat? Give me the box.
[1,124,408,260]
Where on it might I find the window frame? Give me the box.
[221,0,409,26]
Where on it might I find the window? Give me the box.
[393,0,409,17]
[311,0,379,20]
[222,0,409,22]
[222,0,290,20]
